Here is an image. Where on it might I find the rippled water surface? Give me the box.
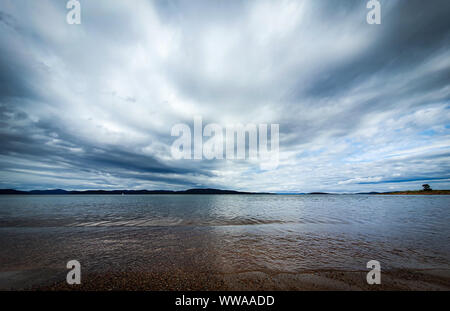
[0,194,449,288]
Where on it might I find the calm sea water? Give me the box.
[0,194,449,288]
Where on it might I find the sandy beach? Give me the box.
[33,269,450,291]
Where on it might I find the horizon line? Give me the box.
[1,188,448,195]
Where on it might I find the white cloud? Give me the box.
[0,0,449,191]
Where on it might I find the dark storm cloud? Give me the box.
[282,0,450,146]
[301,0,450,100]
[0,111,214,189]
[0,0,449,191]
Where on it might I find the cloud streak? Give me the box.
[0,0,449,192]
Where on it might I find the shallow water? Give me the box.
[0,194,449,289]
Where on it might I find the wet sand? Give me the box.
[33,269,450,291]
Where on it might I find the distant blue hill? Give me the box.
[0,188,271,195]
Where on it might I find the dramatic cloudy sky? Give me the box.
[0,0,449,192]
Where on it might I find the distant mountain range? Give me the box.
[0,188,271,195]
[1,189,448,195]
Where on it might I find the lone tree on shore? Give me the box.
[422,184,432,191]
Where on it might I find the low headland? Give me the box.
[376,190,450,195]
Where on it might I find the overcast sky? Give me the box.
[0,0,449,192]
